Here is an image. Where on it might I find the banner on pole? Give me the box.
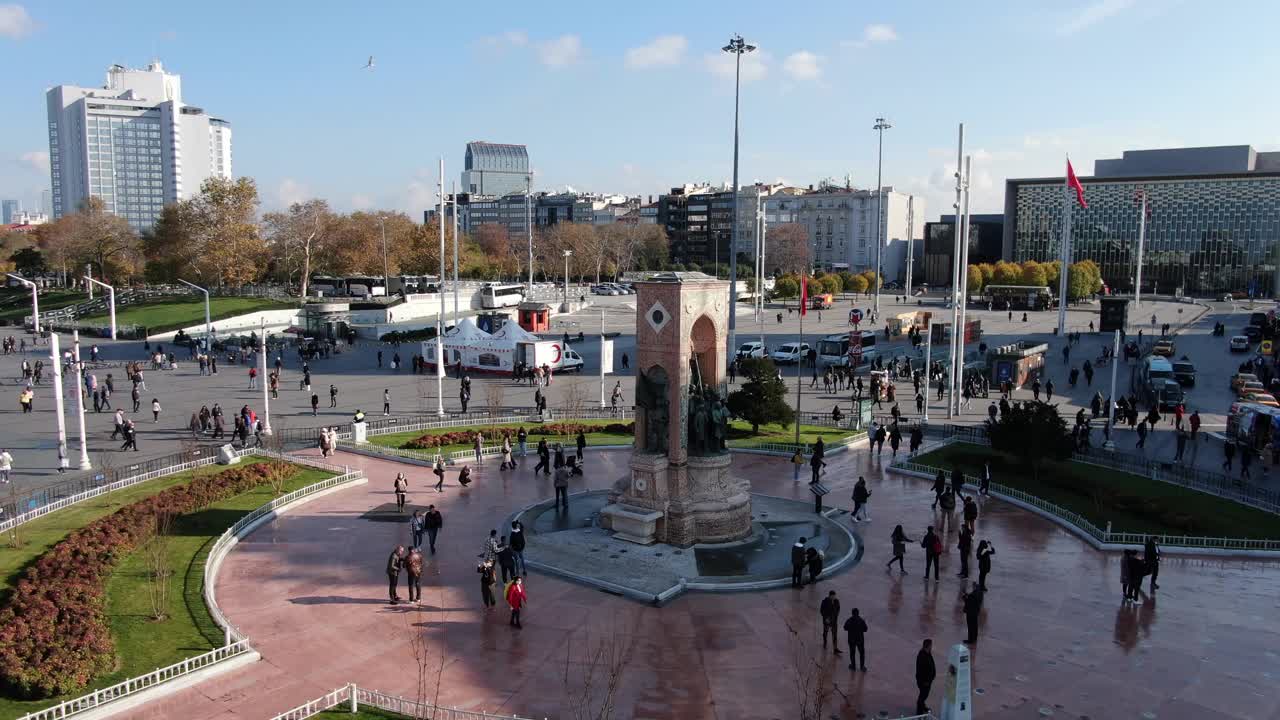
[600,339,614,374]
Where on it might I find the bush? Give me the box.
[403,422,634,449]
[0,462,295,699]
[727,358,793,433]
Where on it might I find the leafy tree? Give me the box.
[986,399,1072,481]
[859,270,881,291]
[966,264,984,293]
[9,247,46,275]
[848,274,869,294]
[727,357,794,434]
[142,203,193,282]
[773,276,799,298]
[818,273,842,295]
[184,177,266,286]
[1021,260,1047,287]
[838,271,859,292]
[1067,261,1095,300]
[977,262,995,288]
[1042,260,1061,289]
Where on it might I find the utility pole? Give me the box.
[873,117,892,317]
[946,123,964,419]
[723,34,757,357]
[452,181,460,324]
[904,195,915,299]
[953,155,972,415]
[526,175,534,293]
[435,157,446,416]
[71,331,90,470]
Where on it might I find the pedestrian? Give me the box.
[497,535,516,583]
[820,591,842,655]
[979,462,991,496]
[886,525,911,573]
[976,540,995,590]
[915,639,936,716]
[383,389,391,416]
[424,504,442,552]
[1125,548,1147,602]
[931,470,946,508]
[506,576,527,628]
[1222,440,1235,471]
[576,430,587,462]
[131,386,141,412]
[405,547,424,604]
[791,536,807,588]
[1144,535,1161,592]
[806,546,824,584]
[844,609,868,671]
[386,545,405,604]
[1136,419,1148,449]
[0,448,12,483]
[310,393,319,416]
[1174,427,1188,461]
[951,466,965,497]
[1241,444,1254,480]
[851,476,871,522]
[18,386,33,413]
[248,366,257,389]
[457,465,472,487]
[393,472,409,512]
[957,524,973,578]
[535,439,550,475]
[962,581,984,643]
[922,526,941,580]
[477,559,497,609]
[517,426,528,457]
[410,510,425,549]
[554,463,570,509]
[329,384,338,408]
[433,455,446,492]
[509,520,526,574]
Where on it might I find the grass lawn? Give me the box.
[913,442,1280,539]
[0,460,334,718]
[81,296,298,333]
[314,708,410,719]
[368,419,635,455]
[0,289,83,324]
[727,420,857,447]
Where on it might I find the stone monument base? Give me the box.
[606,451,751,548]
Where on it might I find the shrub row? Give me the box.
[403,422,634,450]
[0,462,295,700]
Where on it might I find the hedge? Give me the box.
[0,462,294,699]
[403,422,634,450]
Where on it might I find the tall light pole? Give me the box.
[85,264,93,300]
[562,250,573,310]
[1134,189,1148,321]
[177,279,211,351]
[6,274,39,334]
[723,34,756,358]
[48,333,68,474]
[526,175,534,292]
[953,155,973,415]
[71,331,90,470]
[451,181,460,323]
[84,277,116,340]
[259,318,272,435]
[435,157,447,416]
[904,196,915,299]
[378,216,389,298]
[946,123,964,420]
[872,117,892,318]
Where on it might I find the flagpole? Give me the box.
[947,123,964,419]
[954,155,973,415]
[794,276,805,481]
[1056,156,1073,336]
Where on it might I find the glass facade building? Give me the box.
[1006,173,1280,296]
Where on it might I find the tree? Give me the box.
[773,276,799,298]
[9,247,46,275]
[966,264,984,294]
[631,225,669,271]
[1042,260,1061,289]
[858,270,881,291]
[977,262,995,288]
[1020,260,1047,287]
[1067,261,1095,300]
[144,512,174,621]
[263,199,336,297]
[986,400,1072,481]
[142,203,194,283]
[992,260,1021,285]
[768,223,810,275]
[726,357,794,433]
[40,197,141,283]
[184,177,266,286]
[473,224,512,271]
[848,273,868,294]
[818,273,843,295]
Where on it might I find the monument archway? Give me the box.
[689,314,719,388]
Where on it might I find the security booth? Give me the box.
[987,341,1048,390]
[517,302,552,333]
[1100,297,1129,332]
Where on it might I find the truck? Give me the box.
[516,340,584,373]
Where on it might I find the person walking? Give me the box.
[409,510,425,549]
[554,463,570,509]
[915,639,936,716]
[844,609,868,671]
[961,494,978,532]
[0,448,12,484]
[535,439,550,475]
[405,547,424,604]
[976,540,995,590]
[424,504,442,552]
[819,591,842,655]
[962,582,984,643]
[1136,419,1148,449]
[1222,439,1236,471]
[393,472,408,512]
[517,427,528,457]
[957,524,973,579]
[1144,535,1161,591]
[576,430,587,462]
[386,545,405,604]
[851,476,871,522]
[1241,443,1255,480]
[383,389,391,416]
[310,393,319,416]
[473,432,484,465]
[886,525,911,573]
[477,559,497,609]
[497,536,516,583]
[432,456,446,492]
[509,520,526,574]
[248,366,257,389]
[922,526,941,581]
[329,384,338,408]
[791,536,807,588]
[150,398,162,423]
[506,576,527,628]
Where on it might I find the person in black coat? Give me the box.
[534,439,551,475]
[931,470,946,508]
[962,582,984,643]
[423,505,443,553]
[976,540,995,590]
[819,591,841,654]
[915,638,936,715]
[844,609,868,671]
[791,537,807,588]
[1144,536,1161,591]
[806,546,824,584]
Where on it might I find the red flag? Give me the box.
[799,276,808,317]
[1067,159,1088,209]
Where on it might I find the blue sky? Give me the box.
[3,0,1279,220]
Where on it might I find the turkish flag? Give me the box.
[799,276,808,317]
[1067,160,1088,209]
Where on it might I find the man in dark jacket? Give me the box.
[509,520,527,574]
[497,535,516,583]
[819,591,841,654]
[791,537,807,588]
[963,582,984,643]
[922,526,941,580]
[424,505,443,553]
[1144,536,1160,591]
[844,609,868,671]
[957,525,973,579]
[915,638,936,715]
[386,545,405,604]
[534,439,551,475]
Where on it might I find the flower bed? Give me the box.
[0,462,295,700]
[402,422,634,450]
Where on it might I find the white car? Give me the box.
[735,341,766,359]
[560,349,585,372]
[1230,335,1251,352]
[770,342,811,364]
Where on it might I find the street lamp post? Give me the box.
[6,274,39,334]
[946,123,964,419]
[723,34,756,358]
[84,276,116,340]
[872,117,892,318]
[562,250,572,310]
[71,331,91,470]
[451,182,460,325]
[177,279,211,351]
[259,318,272,435]
[48,333,68,474]
[378,217,389,299]
[435,157,447,416]
[86,264,93,300]
[526,175,534,294]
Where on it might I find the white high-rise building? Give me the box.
[47,62,232,230]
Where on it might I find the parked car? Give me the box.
[1231,372,1259,392]
[1230,335,1251,352]
[1244,392,1280,408]
[735,341,767,360]
[770,342,811,364]
[1152,339,1175,357]
[1172,360,1196,387]
[1237,381,1267,399]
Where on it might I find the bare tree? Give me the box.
[562,628,634,720]
[144,512,174,621]
[561,379,588,416]
[768,223,812,276]
[263,199,336,297]
[485,384,505,418]
[769,599,835,720]
[262,418,291,494]
[5,481,22,549]
[404,594,448,719]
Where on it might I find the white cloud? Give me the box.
[625,34,687,69]
[503,30,528,47]
[0,4,34,39]
[1059,0,1136,35]
[782,51,822,81]
[350,193,374,210]
[18,150,47,173]
[703,50,769,83]
[537,34,582,68]
[275,178,310,208]
[404,180,435,214]
[843,23,898,48]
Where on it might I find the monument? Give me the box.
[601,272,752,546]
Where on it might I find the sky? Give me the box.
[3,0,1280,222]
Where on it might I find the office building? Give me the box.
[1006,145,1280,296]
[764,185,924,278]
[658,184,715,267]
[923,214,1005,288]
[461,142,530,197]
[47,61,232,230]
[1,200,18,225]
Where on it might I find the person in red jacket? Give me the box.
[506,576,527,628]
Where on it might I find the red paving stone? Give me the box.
[130,447,1280,720]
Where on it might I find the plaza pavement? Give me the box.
[131,446,1280,720]
[2,293,1274,497]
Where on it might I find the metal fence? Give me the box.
[269,683,543,720]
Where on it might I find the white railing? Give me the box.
[364,408,634,440]
[270,683,543,720]
[16,460,367,720]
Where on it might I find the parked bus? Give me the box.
[344,275,387,298]
[817,330,878,367]
[480,283,525,309]
[984,285,1053,311]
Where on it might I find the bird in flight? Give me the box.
[362,56,375,70]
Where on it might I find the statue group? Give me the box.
[687,386,728,456]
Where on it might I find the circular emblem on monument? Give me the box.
[633,475,648,492]
[646,301,670,334]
